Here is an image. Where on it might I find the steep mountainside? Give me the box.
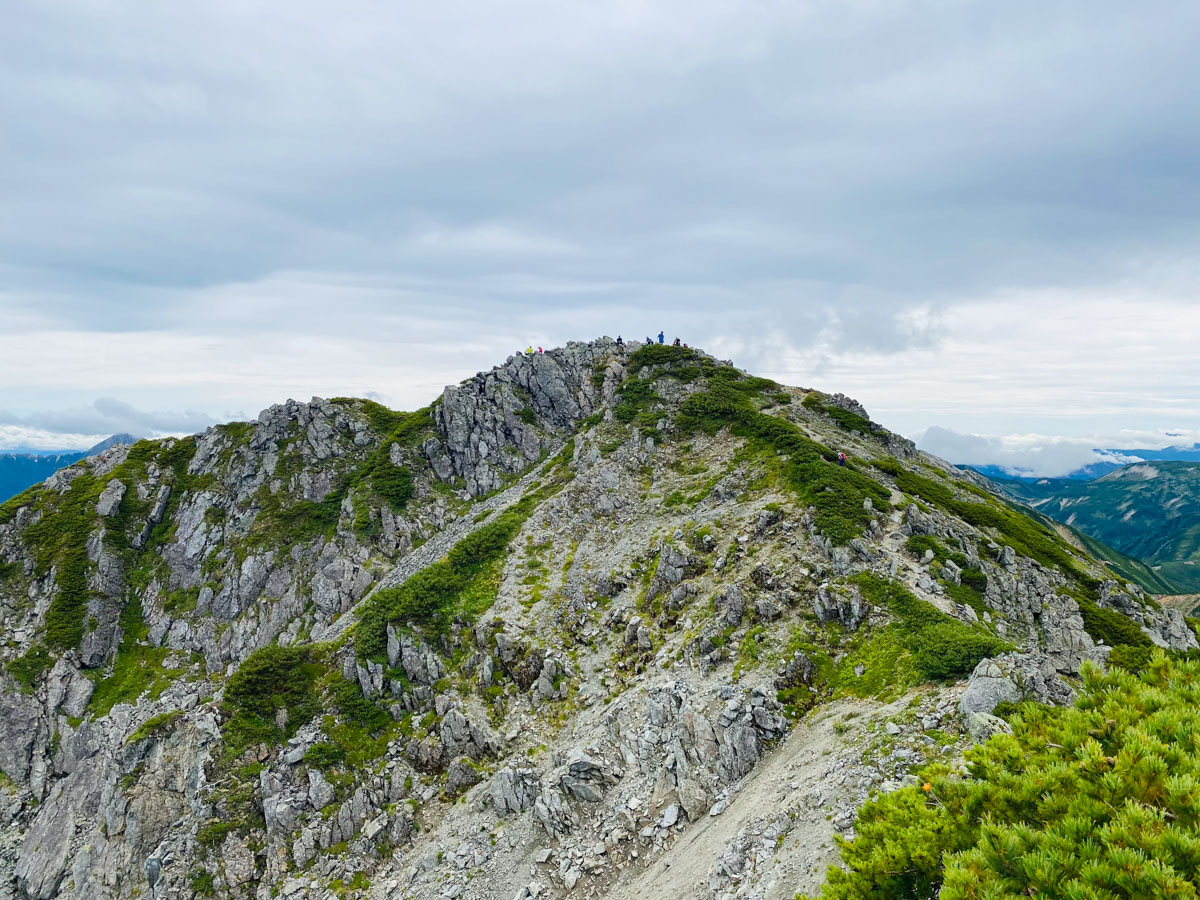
[0,436,137,505]
[994,461,1200,592]
[0,340,1194,900]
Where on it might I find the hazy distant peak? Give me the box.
[86,433,139,455]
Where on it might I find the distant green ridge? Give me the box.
[990,460,1200,593]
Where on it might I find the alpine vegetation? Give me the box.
[0,338,1195,900]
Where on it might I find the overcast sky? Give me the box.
[2,0,1198,473]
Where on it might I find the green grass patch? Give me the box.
[0,484,43,526]
[834,626,924,700]
[835,575,1009,697]
[942,580,988,619]
[676,372,890,544]
[613,378,663,426]
[163,586,200,615]
[254,403,430,544]
[126,710,184,745]
[251,465,349,547]
[355,498,535,660]
[370,461,414,512]
[1065,586,1153,651]
[320,676,395,769]
[904,534,969,570]
[802,393,874,433]
[7,643,53,692]
[197,820,237,849]
[879,459,1083,575]
[190,871,215,895]
[87,599,184,716]
[348,400,434,445]
[303,741,347,770]
[23,471,100,650]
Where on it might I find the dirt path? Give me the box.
[600,693,918,900]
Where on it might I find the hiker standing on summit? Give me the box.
[657,331,664,344]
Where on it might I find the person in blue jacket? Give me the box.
[657,331,665,344]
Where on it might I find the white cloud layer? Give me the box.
[1,2,1198,454]
[914,427,1139,477]
[0,425,109,453]
[913,426,1200,478]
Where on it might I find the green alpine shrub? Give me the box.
[811,652,1200,899]
[223,644,323,753]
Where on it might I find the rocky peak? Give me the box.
[0,338,1194,900]
[428,339,617,496]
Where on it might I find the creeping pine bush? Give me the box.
[626,343,701,372]
[676,372,889,545]
[361,405,430,512]
[257,402,429,543]
[851,574,1008,683]
[355,501,532,660]
[613,378,662,425]
[7,643,53,691]
[811,652,1200,900]
[1065,584,1155,656]
[0,484,42,526]
[801,393,874,433]
[303,741,346,770]
[24,471,97,649]
[223,645,323,754]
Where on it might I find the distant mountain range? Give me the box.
[969,443,1200,481]
[989,459,1200,594]
[0,434,137,503]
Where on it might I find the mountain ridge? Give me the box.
[0,433,141,506]
[990,459,1200,593]
[0,339,1195,900]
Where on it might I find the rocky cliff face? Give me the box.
[0,339,1194,900]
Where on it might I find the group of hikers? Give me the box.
[614,332,688,349]
[525,333,690,356]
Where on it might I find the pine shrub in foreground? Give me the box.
[809,652,1200,899]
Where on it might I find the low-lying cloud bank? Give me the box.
[916,425,1200,478]
[0,399,222,451]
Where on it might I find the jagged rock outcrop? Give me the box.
[811,582,868,630]
[1096,580,1198,650]
[960,652,1079,715]
[429,340,618,496]
[0,337,1193,900]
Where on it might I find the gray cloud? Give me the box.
[3,1,1199,338]
[914,425,1200,478]
[0,399,221,445]
[1,1,1199,448]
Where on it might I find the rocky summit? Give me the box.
[0,339,1195,900]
